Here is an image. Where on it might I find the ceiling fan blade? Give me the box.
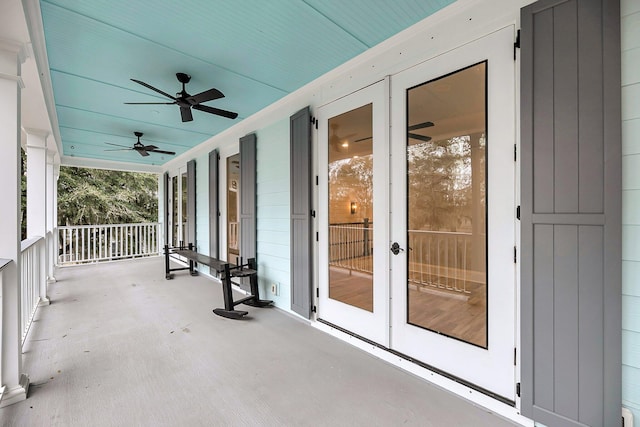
[193,104,238,119]
[136,149,150,157]
[408,133,432,142]
[186,88,224,105]
[180,107,194,122]
[354,136,372,143]
[130,79,177,100]
[124,102,175,105]
[408,121,435,131]
[148,149,176,155]
[104,142,132,148]
[142,145,158,151]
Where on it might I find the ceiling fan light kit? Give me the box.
[125,72,238,122]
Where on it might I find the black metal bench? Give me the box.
[164,244,272,319]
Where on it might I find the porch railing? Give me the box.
[328,223,484,295]
[58,223,160,265]
[21,236,45,346]
[408,230,484,295]
[329,220,373,272]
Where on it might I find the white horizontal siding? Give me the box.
[256,118,291,310]
[622,1,640,420]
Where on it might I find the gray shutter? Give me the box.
[209,149,219,259]
[520,1,621,426]
[187,159,196,246]
[164,172,169,247]
[290,107,312,318]
[240,133,257,266]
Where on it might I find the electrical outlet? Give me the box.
[271,282,279,296]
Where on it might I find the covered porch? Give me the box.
[1,257,514,426]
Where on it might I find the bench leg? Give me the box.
[242,258,273,308]
[213,263,248,318]
[164,245,173,280]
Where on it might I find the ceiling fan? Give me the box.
[104,132,175,157]
[407,121,434,142]
[329,123,356,151]
[125,72,238,122]
[351,121,435,144]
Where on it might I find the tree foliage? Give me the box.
[58,166,158,226]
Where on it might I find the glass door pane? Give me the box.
[406,62,487,348]
[227,154,240,263]
[328,104,374,312]
[181,171,188,245]
[172,175,178,247]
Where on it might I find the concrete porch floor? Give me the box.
[1,257,518,426]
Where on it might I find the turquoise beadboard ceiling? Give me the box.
[40,0,455,166]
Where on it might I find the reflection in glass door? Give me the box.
[318,79,389,346]
[406,62,487,348]
[226,154,240,263]
[172,175,179,247]
[328,104,374,312]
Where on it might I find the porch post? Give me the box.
[46,151,58,282]
[0,39,29,407]
[25,128,50,306]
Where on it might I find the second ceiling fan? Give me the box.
[126,73,238,122]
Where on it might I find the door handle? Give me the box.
[390,242,404,255]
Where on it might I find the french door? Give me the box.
[389,27,516,400]
[318,26,516,400]
[317,80,389,345]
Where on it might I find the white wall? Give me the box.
[622,0,640,420]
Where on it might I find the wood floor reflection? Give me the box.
[408,281,486,348]
[328,266,373,312]
[328,263,486,347]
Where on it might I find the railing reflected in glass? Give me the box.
[406,62,488,348]
[328,103,374,312]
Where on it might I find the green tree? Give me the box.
[57,166,158,225]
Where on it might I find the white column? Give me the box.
[25,129,50,306]
[25,129,48,239]
[0,39,29,407]
[46,151,58,282]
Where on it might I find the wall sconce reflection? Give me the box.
[350,201,357,215]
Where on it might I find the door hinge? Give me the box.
[514,246,517,263]
[316,232,319,242]
[514,29,520,60]
[312,305,317,313]
[311,210,316,218]
[516,382,521,397]
[516,205,521,220]
[315,175,319,186]
[316,288,319,298]
[310,116,318,129]
[514,144,517,161]
[514,348,517,366]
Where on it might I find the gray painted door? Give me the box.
[290,107,312,318]
[240,133,257,266]
[209,149,219,259]
[520,0,621,425]
[187,159,196,246]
